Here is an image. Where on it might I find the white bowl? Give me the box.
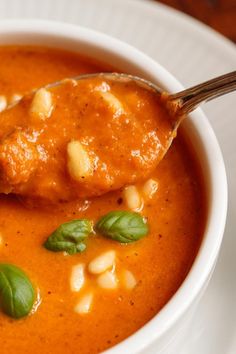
[0,20,227,354]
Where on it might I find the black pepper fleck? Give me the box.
[117,197,123,205]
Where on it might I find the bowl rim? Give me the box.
[0,19,228,354]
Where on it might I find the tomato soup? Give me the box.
[0,46,205,354]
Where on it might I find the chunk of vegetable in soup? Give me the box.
[0,46,205,354]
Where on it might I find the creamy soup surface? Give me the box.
[0,46,205,354]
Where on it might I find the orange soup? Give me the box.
[0,46,205,354]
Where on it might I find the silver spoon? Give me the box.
[46,70,236,128]
[1,70,235,201]
[7,70,236,158]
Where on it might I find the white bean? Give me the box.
[74,292,93,314]
[123,185,142,211]
[9,93,23,106]
[88,250,116,274]
[143,179,158,199]
[30,88,53,120]
[0,95,7,112]
[70,264,85,292]
[99,91,124,117]
[67,140,92,181]
[97,270,118,289]
[122,270,137,290]
[0,232,3,247]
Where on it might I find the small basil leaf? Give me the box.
[44,239,86,255]
[44,219,92,254]
[0,264,35,319]
[96,211,149,243]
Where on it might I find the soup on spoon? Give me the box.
[0,77,175,202]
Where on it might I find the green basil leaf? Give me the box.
[44,219,92,255]
[0,264,35,319]
[96,211,149,243]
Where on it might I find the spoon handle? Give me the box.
[169,71,236,116]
